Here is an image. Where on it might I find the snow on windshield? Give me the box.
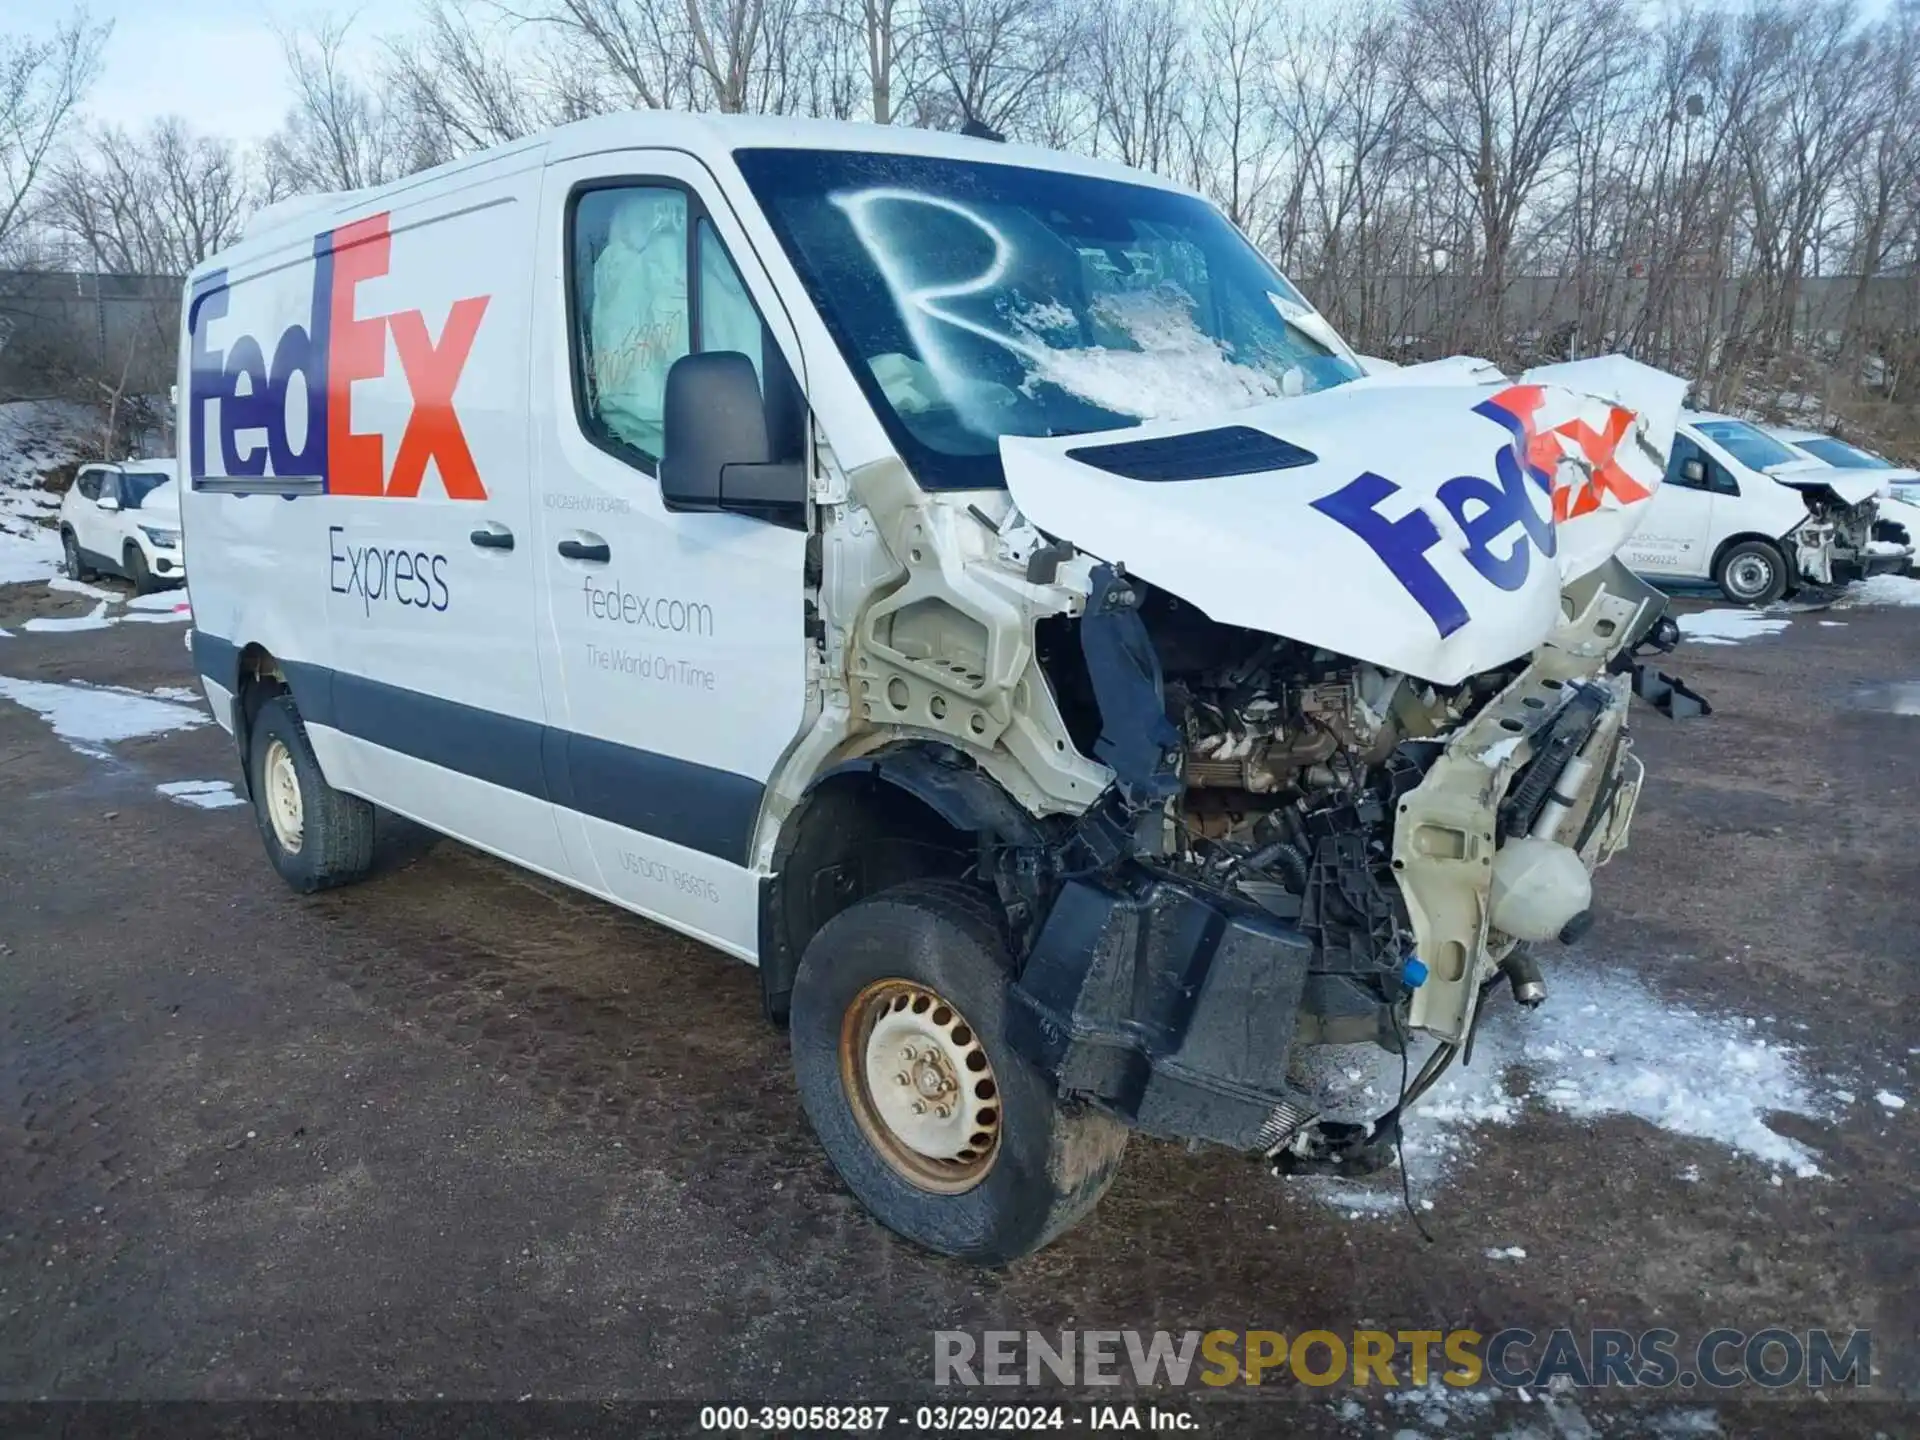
[832,185,1326,437]
[1010,288,1292,423]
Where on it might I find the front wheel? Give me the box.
[790,880,1129,1264]
[247,693,376,893]
[1714,539,1789,607]
[62,529,90,581]
[125,543,158,595]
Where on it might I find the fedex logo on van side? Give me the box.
[1312,385,1651,639]
[188,212,491,499]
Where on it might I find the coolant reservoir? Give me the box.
[1489,838,1592,942]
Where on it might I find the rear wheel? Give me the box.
[247,693,375,893]
[125,543,157,595]
[1714,539,1788,607]
[62,529,89,581]
[789,879,1128,1264]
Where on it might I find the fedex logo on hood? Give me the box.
[188,212,491,499]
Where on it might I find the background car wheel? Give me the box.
[1714,539,1788,607]
[789,879,1129,1264]
[62,529,90,581]
[247,694,376,893]
[125,543,158,595]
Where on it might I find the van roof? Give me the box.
[239,112,1186,246]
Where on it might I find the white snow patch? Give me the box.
[1876,1091,1906,1111]
[1383,1379,1494,1433]
[22,601,112,633]
[157,779,245,810]
[48,575,119,602]
[1484,1245,1527,1260]
[1839,574,1920,608]
[1296,964,1827,1215]
[1020,288,1291,423]
[1677,609,1791,646]
[0,675,208,757]
[0,517,61,585]
[1818,620,1845,627]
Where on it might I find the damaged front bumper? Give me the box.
[1005,565,1660,1157]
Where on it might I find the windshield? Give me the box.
[1694,420,1803,473]
[122,471,171,508]
[1796,436,1886,470]
[733,148,1362,489]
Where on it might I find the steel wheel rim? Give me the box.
[263,739,304,854]
[840,978,1001,1194]
[1728,553,1773,599]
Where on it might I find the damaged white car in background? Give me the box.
[1622,410,1912,604]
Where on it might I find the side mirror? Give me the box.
[1681,458,1706,486]
[659,351,805,522]
[97,494,121,512]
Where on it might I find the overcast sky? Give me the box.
[1,0,416,146]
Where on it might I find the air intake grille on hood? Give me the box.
[1064,426,1318,482]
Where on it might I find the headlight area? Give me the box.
[139,525,182,549]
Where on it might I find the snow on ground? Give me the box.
[0,675,208,758]
[0,399,97,585]
[1876,1091,1907,1111]
[156,779,245,810]
[0,509,61,586]
[1838,574,1920,608]
[1294,962,1828,1219]
[22,601,112,633]
[1676,609,1792,646]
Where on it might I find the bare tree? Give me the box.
[1405,0,1642,354]
[387,0,556,162]
[1086,0,1190,171]
[266,16,418,194]
[0,10,108,263]
[917,0,1084,135]
[45,119,250,274]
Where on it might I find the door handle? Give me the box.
[558,538,611,563]
[469,525,515,551]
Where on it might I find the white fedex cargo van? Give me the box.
[181,114,1685,1261]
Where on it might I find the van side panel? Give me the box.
[183,151,571,879]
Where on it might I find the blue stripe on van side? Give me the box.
[196,638,762,865]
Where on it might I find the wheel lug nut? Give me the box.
[911,1101,926,1115]
[934,1104,951,1119]
[901,1046,916,1061]
[894,1072,910,1086]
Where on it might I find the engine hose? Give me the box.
[1241,837,1310,891]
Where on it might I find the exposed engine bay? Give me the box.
[1788,481,1910,585]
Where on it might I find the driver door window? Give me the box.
[569,187,773,473]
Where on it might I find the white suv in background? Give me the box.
[59,460,186,593]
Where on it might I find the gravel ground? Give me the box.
[0,580,1913,1437]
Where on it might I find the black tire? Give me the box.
[125,543,157,595]
[1713,539,1789,607]
[790,879,1129,1264]
[62,529,90,581]
[247,693,376,893]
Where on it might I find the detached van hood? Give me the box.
[1002,356,1685,686]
